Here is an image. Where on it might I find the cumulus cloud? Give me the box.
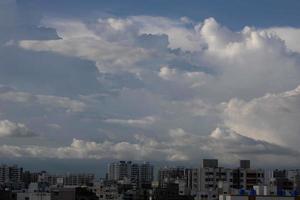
[0,120,36,137]
[19,18,151,74]
[159,66,211,88]
[12,15,300,165]
[19,16,300,100]
[265,27,300,53]
[223,85,300,149]
[0,127,297,167]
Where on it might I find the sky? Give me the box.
[1,0,300,175]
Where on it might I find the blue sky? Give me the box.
[1,0,300,175]
[29,0,300,28]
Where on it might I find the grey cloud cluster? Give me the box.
[0,127,297,167]
[0,87,86,113]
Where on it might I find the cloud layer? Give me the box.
[1,11,300,167]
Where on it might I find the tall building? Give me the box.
[0,164,23,189]
[199,160,230,192]
[184,168,199,195]
[130,163,140,186]
[108,161,132,182]
[240,160,251,169]
[158,166,185,188]
[202,159,218,168]
[0,164,10,183]
[108,161,154,187]
[232,160,264,190]
[64,173,95,186]
[139,162,154,188]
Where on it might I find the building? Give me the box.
[0,190,17,200]
[108,161,132,183]
[153,183,194,200]
[108,161,154,188]
[64,173,95,186]
[92,181,120,200]
[185,168,199,195]
[240,160,251,169]
[232,161,264,190]
[219,195,297,200]
[203,159,218,168]
[0,164,23,189]
[272,170,294,192]
[51,187,98,200]
[158,167,185,188]
[199,159,231,192]
[139,162,154,188]
[17,182,51,200]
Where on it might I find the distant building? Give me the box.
[232,167,264,190]
[158,167,185,188]
[17,182,51,200]
[108,161,154,188]
[92,180,121,200]
[108,161,132,183]
[240,160,251,169]
[153,183,194,200]
[203,159,219,168]
[0,164,23,189]
[51,187,98,200]
[64,173,94,186]
[219,194,296,200]
[139,162,154,188]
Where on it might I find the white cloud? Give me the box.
[19,16,300,100]
[223,85,300,149]
[104,116,157,127]
[130,16,203,51]
[0,127,297,166]
[265,27,300,53]
[13,15,300,165]
[159,66,210,88]
[0,120,36,137]
[19,18,150,74]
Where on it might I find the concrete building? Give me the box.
[158,167,185,188]
[92,181,120,200]
[64,173,94,186]
[232,168,264,190]
[139,162,154,188]
[17,182,51,200]
[272,170,294,192]
[0,164,23,189]
[199,159,231,192]
[51,186,98,200]
[203,159,219,168]
[231,161,264,190]
[108,161,132,183]
[108,161,154,188]
[185,168,199,195]
[240,160,251,169]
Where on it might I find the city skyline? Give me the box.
[1,0,300,174]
